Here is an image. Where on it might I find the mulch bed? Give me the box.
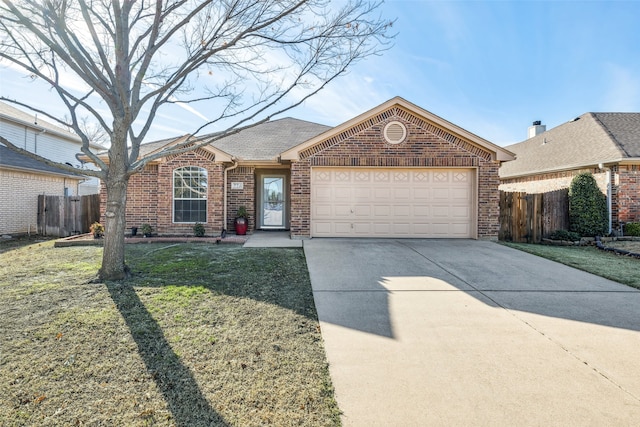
[54,233,248,247]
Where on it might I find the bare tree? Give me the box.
[0,0,393,280]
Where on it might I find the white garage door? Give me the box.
[311,168,474,238]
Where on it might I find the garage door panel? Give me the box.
[413,223,430,234]
[393,187,411,199]
[451,206,471,219]
[313,222,333,234]
[373,188,391,199]
[354,187,371,199]
[334,187,351,201]
[432,206,451,218]
[392,205,411,217]
[334,205,352,217]
[413,188,430,199]
[311,168,473,238]
[334,222,353,234]
[432,188,451,199]
[314,186,333,200]
[373,223,391,234]
[354,205,371,217]
[374,205,391,217]
[314,204,333,217]
[451,223,470,235]
[451,188,470,199]
[374,171,390,182]
[354,223,372,234]
[413,205,430,217]
[392,223,411,235]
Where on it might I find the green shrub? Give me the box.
[141,223,153,236]
[624,222,640,237]
[193,222,206,237]
[568,173,608,237]
[548,229,581,241]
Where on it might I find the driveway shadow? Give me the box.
[107,282,228,427]
[304,239,640,338]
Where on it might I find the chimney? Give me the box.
[528,120,546,139]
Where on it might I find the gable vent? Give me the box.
[383,121,407,144]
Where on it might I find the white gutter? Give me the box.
[222,159,238,236]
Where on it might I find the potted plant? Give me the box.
[141,223,153,237]
[193,222,206,237]
[234,206,248,235]
[90,221,104,239]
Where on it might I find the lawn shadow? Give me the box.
[106,282,229,427]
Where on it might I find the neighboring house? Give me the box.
[500,113,640,230]
[106,97,514,239]
[0,101,102,195]
[0,144,83,234]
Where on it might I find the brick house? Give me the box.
[108,97,514,239]
[499,113,640,231]
[0,101,99,235]
[0,145,83,234]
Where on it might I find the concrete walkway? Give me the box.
[243,230,302,248]
[304,239,640,426]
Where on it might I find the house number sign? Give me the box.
[231,182,244,190]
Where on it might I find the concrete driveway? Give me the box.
[303,239,640,426]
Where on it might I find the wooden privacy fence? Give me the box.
[37,194,101,237]
[499,189,569,243]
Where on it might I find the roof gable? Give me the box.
[281,97,514,162]
[499,112,636,179]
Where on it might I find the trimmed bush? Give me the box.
[568,173,608,237]
[624,222,640,237]
[548,229,581,241]
[193,222,206,237]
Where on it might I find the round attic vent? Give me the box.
[383,121,407,144]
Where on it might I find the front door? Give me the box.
[260,175,286,229]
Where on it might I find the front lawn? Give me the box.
[0,241,340,426]
[502,242,640,289]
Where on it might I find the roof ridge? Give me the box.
[590,112,630,158]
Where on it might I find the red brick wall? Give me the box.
[101,149,225,236]
[478,159,500,238]
[226,166,255,233]
[157,151,223,235]
[125,164,159,230]
[290,161,311,236]
[618,165,640,224]
[290,107,502,239]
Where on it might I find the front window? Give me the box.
[173,166,207,223]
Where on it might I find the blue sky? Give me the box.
[2,1,640,147]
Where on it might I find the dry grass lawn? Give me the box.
[0,238,340,426]
[502,242,640,289]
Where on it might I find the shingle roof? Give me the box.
[208,117,331,161]
[136,117,331,162]
[592,113,640,157]
[499,112,640,178]
[0,144,83,178]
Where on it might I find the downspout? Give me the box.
[34,128,46,153]
[223,159,238,237]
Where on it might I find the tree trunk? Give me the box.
[99,175,130,280]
